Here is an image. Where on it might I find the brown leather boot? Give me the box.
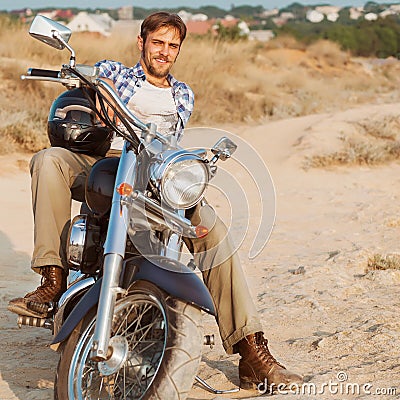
[8,266,67,318]
[235,332,303,391]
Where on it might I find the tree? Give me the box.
[230,5,264,19]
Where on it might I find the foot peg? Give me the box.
[187,259,197,270]
[17,315,53,330]
[203,334,215,348]
[195,376,239,394]
[198,333,239,394]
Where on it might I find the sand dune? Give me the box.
[1,102,400,399]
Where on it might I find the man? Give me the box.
[8,12,302,390]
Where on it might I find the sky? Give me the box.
[0,0,396,12]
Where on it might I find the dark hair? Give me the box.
[140,12,187,44]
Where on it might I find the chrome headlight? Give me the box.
[151,151,209,209]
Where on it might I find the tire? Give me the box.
[55,280,203,399]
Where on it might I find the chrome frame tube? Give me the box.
[163,231,182,261]
[130,191,198,238]
[163,210,185,260]
[104,145,136,255]
[91,143,136,360]
[91,252,123,360]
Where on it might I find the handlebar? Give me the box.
[21,65,175,150]
[27,68,60,78]
[96,78,173,147]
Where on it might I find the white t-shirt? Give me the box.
[111,79,178,150]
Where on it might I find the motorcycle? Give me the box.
[16,15,240,399]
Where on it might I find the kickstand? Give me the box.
[195,375,240,394]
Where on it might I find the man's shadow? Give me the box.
[0,231,57,399]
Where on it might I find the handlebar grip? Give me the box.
[28,68,60,78]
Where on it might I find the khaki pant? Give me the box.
[30,147,262,353]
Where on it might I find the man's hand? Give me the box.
[97,77,120,125]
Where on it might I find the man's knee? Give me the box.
[30,147,72,176]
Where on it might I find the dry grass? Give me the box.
[306,40,350,68]
[264,35,306,51]
[308,140,400,167]
[306,115,400,168]
[386,218,400,227]
[366,253,400,271]
[356,115,400,140]
[0,60,63,152]
[2,17,400,153]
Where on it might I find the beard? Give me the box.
[147,62,170,78]
[142,53,172,79]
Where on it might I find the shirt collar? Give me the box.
[133,61,146,80]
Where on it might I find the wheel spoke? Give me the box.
[68,293,167,399]
[115,302,154,337]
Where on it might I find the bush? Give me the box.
[278,15,400,58]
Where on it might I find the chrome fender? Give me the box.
[53,276,96,338]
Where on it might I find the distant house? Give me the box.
[364,12,378,21]
[326,12,339,22]
[380,9,395,18]
[113,20,142,37]
[315,6,341,15]
[54,9,74,20]
[314,6,340,22]
[306,10,324,23]
[272,12,295,26]
[280,12,295,21]
[10,8,32,18]
[186,18,249,37]
[248,30,275,42]
[37,10,56,20]
[118,6,134,20]
[178,10,208,22]
[350,7,364,20]
[185,20,213,35]
[260,9,279,18]
[67,11,114,36]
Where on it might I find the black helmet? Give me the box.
[48,88,113,156]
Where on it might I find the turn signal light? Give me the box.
[117,183,133,196]
[195,225,209,238]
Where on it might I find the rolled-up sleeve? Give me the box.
[95,60,123,81]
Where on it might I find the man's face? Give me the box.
[138,26,181,79]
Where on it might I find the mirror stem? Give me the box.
[209,154,220,165]
[53,31,76,67]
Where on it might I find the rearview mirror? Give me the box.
[29,15,72,50]
[211,137,238,161]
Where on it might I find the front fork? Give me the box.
[90,144,136,361]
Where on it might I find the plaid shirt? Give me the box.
[95,60,194,139]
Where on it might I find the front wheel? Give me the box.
[55,280,203,399]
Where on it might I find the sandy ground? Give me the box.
[1,103,400,399]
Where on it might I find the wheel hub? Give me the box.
[97,336,128,376]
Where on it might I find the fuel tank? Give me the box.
[85,156,119,216]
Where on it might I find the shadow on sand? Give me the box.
[0,230,57,400]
